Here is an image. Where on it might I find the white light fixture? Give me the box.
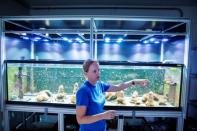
[81,20,85,25]
[21,33,26,36]
[105,37,110,43]
[63,37,68,41]
[35,37,41,40]
[162,38,169,42]
[117,38,123,43]
[154,41,160,44]
[43,39,49,42]
[150,38,155,42]
[124,34,127,37]
[45,20,50,26]
[76,37,83,43]
[21,36,29,40]
[143,40,149,44]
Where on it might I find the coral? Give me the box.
[106,92,117,101]
[117,97,126,105]
[72,82,79,95]
[36,90,52,102]
[56,85,66,100]
[116,91,124,98]
[70,95,76,104]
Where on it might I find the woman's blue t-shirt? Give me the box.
[76,80,110,131]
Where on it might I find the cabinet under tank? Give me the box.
[5,60,183,110]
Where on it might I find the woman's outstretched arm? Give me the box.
[106,79,149,92]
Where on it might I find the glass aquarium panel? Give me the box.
[6,60,183,109]
[101,64,182,108]
[7,61,84,105]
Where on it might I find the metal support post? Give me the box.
[58,113,64,131]
[118,115,124,131]
[4,110,9,131]
[177,116,184,131]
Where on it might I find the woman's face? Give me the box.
[85,62,100,84]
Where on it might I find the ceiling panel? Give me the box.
[15,0,197,9]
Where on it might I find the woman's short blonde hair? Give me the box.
[83,59,98,73]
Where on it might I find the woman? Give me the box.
[76,59,149,131]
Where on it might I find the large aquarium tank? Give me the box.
[5,60,183,110]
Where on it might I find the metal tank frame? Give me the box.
[0,16,191,131]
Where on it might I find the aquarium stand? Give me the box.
[4,104,184,131]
